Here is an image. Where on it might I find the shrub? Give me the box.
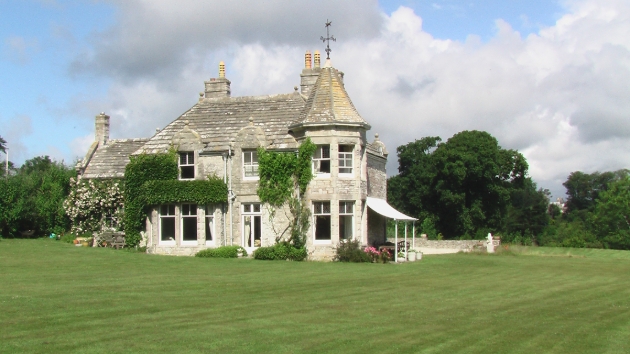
[253,242,307,261]
[334,240,371,263]
[195,246,247,258]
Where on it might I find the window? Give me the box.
[339,201,354,240]
[243,151,259,178]
[179,152,195,180]
[338,145,353,174]
[181,204,198,244]
[205,205,214,245]
[242,203,262,248]
[313,145,330,174]
[313,201,331,241]
[160,204,176,243]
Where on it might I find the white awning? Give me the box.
[366,197,417,221]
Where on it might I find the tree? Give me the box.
[0,156,75,237]
[505,179,550,242]
[592,176,630,249]
[563,169,629,219]
[0,135,6,154]
[388,131,532,239]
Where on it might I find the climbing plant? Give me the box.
[257,138,316,249]
[64,178,124,235]
[123,151,227,247]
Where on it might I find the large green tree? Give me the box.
[592,176,630,250]
[0,156,75,237]
[389,130,534,239]
[563,169,628,220]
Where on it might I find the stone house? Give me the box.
[76,51,401,260]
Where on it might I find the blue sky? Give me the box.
[1,0,629,199]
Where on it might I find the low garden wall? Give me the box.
[387,235,501,254]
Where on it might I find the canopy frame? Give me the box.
[366,197,417,262]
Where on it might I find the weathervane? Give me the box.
[320,20,336,59]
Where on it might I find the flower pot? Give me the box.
[417,252,423,260]
[81,241,89,247]
[407,252,416,262]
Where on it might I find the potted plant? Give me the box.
[407,249,417,262]
[397,251,406,262]
[236,247,245,258]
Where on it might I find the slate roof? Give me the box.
[293,65,369,128]
[81,139,149,178]
[135,92,307,154]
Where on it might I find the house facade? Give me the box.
[76,51,393,260]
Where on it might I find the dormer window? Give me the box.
[313,145,330,174]
[339,145,353,174]
[243,150,259,178]
[179,152,195,180]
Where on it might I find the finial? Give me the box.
[199,92,204,97]
[375,133,379,140]
[184,120,190,127]
[219,61,225,78]
[294,86,298,92]
[100,112,105,115]
[320,20,336,60]
[248,117,254,126]
[314,50,321,68]
[305,51,312,69]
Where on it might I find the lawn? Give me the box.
[1,239,629,353]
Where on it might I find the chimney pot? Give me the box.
[95,113,110,145]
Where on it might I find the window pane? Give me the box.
[321,146,330,158]
[182,217,197,241]
[315,215,331,240]
[244,152,251,163]
[253,204,261,213]
[181,166,195,179]
[161,217,175,241]
[319,160,330,173]
[205,217,213,241]
[340,215,353,240]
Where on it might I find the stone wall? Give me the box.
[367,153,387,199]
[388,236,501,254]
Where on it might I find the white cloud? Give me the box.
[2,36,38,64]
[69,0,630,199]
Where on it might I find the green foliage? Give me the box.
[195,246,247,258]
[334,239,372,263]
[140,178,227,205]
[64,178,124,234]
[253,242,307,261]
[389,131,533,239]
[505,179,550,240]
[257,138,316,248]
[0,156,75,238]
[420,217,438,239]
[563,170,628,217]
[123,152,227,247]
[592,176,630,250]
[0,135,6,154]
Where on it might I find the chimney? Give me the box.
[300,50,321,96]
[95,112,110,145]
[204,61,231,99]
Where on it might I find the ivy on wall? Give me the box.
[123,151,227,247]
[257,138,316,249]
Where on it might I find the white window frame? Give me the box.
[242,150,259,179]
[159,204,176,245]
[205,205,215,246]
[339,201,354,241]
[313,201,332,244]
[179,152,195,180]
[242,203,262,249]
[338,145,354,176]
[180,204,198,246]
[312,145,331,176]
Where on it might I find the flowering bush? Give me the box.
[363,246,392,263]
[63,178,124,235]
